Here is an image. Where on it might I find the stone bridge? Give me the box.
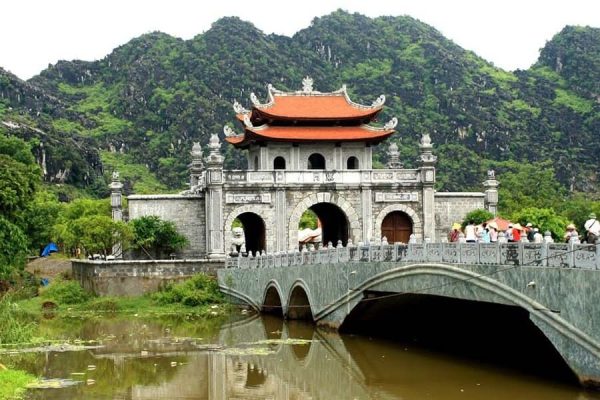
[217,241,600,388]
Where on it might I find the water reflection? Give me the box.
[9,314,600,400]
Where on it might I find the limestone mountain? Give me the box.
[0,67,103,193]
[2,10,599,194]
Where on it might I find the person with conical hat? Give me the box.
[564,223,578,243]
[448,222,461,243]
[584,213,599,244]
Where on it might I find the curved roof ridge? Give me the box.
[246,78,386,112]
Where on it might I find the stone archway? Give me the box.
[263,282,284,317]
[287,281,314,320]
[373,204,422,242]
[288,192,361,250]
[224,205,273,255]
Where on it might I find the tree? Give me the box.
[52,198,112,255]
[0,155,39,222]
[0,217,29,279]
[511,207,570,240]
[22,191,63,253]
[462,209,493,227]
[70,216,132,257]
[494,160,567,215]
[130,216,188,257]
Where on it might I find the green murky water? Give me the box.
[3,314,600,399]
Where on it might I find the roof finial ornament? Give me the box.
[243,114,254,128]
[233,100,249,115]
[383,117,398,130]
[250,93,260,107]
[302,76,314,93]
[223,125,237,137]
[372,95,386,107]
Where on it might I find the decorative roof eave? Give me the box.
[226,120,396,148]
[247,77,386,112]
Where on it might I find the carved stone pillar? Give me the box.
[275,188,287,252]
[483,170,499,216]
[418,133,437,241]
[204,134,225,260]
[361,186,372,243]
[109,171,123,258]
[386,142,403,169]
[189,142,205,192]
[110,171,123,222]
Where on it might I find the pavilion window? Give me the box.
[274,156,286,170]
[347,156,359,170]
[308,153,326,170]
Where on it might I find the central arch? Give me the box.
[288,193,361,250]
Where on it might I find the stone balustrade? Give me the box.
[224,169,421,186]
[226,241,600,270]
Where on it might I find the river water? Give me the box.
[5,313,600,400]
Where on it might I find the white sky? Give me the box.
[1,0,598,80]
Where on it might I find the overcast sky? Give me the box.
[1,0,598,80]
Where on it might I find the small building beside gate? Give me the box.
[123,78,498,259]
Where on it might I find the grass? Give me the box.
[0,369,37,400]
[0,294,36,346]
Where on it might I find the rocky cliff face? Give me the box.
[0,67,102,189]
[2,11,599,193]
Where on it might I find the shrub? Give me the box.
[88,297,120,312]
[40,279,90,305]
[152,274,223,307]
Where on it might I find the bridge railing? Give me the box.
[225,242,600,270]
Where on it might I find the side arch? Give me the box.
[373,204,422,242]
[262,280,285,316]
[287,280,315,320]
[288,192,361,250]
[224,205,274,255]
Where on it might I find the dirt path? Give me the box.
[26,256,72,279]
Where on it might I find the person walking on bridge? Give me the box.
[465,220,477,243]
[584,213,599,244]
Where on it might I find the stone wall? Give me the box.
[128,194,206,257]
[434,192,485,241]
[72,259,223,296]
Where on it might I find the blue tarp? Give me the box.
[41,242,58,257]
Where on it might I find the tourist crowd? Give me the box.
[448,213,599,244]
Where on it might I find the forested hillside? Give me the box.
[1,10,599,196]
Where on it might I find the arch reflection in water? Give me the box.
[21,315,600,400]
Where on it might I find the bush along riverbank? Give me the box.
[0,273,231,398]
[17,273,229,319]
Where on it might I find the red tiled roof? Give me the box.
[225,125,393,147]
[254,95,382,120]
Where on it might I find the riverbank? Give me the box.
[0,273,232,399]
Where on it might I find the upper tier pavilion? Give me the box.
[223,76,398,171]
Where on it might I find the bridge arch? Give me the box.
[287,280,314,320]
[262,280,285,317]
[288,192,360,250]
[316,263,600,383]
[373,204,422,242]
[224,205,274,255]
